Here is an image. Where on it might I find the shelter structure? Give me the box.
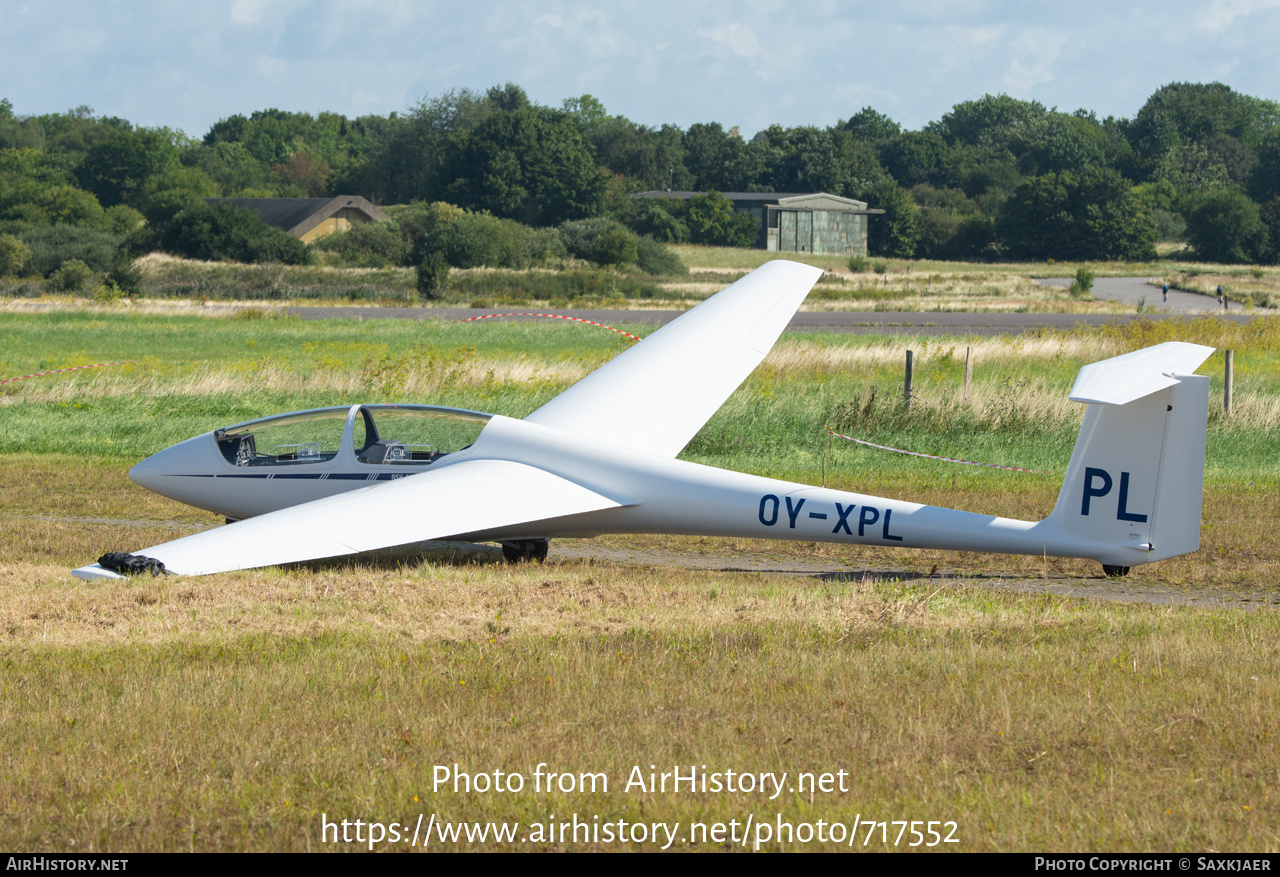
[204,196,389,243]
[634,191,882,255]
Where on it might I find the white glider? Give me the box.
[72,261,1214,580]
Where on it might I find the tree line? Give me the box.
[4,80,1280,286]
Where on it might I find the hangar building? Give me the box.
[634,191,882,255]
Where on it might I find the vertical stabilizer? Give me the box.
[1047,342,1213,565]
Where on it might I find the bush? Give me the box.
[106,258,144,296]
[1069,265,1095,298]
[104,204,146,236]
[635,235,687,276]
[158,202,312,265]
[394,202,467,265]
[15,224,125,276]
[1184,188,1269,264]
[618,198,690,243]
[557,217,614,261]
[427,212,564,269]
[415,253,449,300]
[48,258,95,292]
[589,224,639,268]
[0,234,31,276]
[847,254,870,273]
[312,221,407,268]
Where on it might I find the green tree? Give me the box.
[588,119,689,192]
[879,131,953,188]
[1248,130,1280,203]
[443,107,606,226]
[683,123,749,191]
[1014,112,1107,176]
[685,192,757,247]
[1129,82,1279,180]
[1184,188,1268,264]
[837,107,901,143]
[271,149,330,197]
[865,179,921,258]
[0,234,32,275]
[932,94,1049,150]
[998,168,1157,261]
[74,126,180,207]
[1257,197,1280,264]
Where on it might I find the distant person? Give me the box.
[1218,285,1227,311]
[1162,283,1168,302]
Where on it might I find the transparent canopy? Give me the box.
[213,405,493,467]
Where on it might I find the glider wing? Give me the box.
[524,260,824,457]
[71,459,624,578]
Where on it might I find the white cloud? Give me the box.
[229,0,268,26]
[1001,27,1068,93]
[1196,0,1280,34]
[695,22,765,62]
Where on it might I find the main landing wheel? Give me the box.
[1101,564,1131,578]
[501,539,549,563]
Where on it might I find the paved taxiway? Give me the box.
[291,300,1261,336]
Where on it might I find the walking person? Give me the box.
[1218,284,1227,311]
[1162,283,1168,302]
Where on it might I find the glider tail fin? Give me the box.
[1046,342,1214,565]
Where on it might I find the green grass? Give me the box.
[5,311,1280,479]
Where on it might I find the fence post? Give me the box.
[964,346,973,399]
[1224,350,1234,417]
[904,350,914,411]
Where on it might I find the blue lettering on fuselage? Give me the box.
[758,496,905,543]
[833,502,855,535]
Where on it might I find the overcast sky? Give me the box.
[3,0,1279,139]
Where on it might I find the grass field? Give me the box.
[15,243,1280,313]
[2,284,1279,851]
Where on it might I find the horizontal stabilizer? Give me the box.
[1069,341,1215,406]
[74,460,623,577]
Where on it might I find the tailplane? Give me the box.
[1046,342,1214,570]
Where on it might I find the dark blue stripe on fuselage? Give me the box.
[178,472,413,480]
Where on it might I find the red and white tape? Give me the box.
[453,312,642,341]
[0,361,138,385]
[828,427,1048,473]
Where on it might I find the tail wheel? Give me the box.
[501,539,549,563]
[1101,564,1131,577]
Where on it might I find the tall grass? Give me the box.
[4,311,1278,482]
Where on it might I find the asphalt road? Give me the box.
[1033,276,1244,315]
[290,298,1262,336]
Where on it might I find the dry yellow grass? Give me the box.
[2,546,1278,852]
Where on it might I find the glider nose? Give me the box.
[128,447,177,493]
[128,434,211,494]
